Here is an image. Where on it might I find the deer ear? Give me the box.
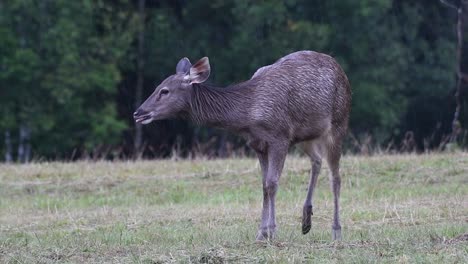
[189,57,210,84]
[176,57,192,74]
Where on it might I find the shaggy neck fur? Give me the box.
[188,80,255,131]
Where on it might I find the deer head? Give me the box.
[133,57,211,124]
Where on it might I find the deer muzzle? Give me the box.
[133,109,154,124]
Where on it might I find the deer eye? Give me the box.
[160,88,169,96]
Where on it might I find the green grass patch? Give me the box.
[0,153,467,263]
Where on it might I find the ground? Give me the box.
[0,153,467,263]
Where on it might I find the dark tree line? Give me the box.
[0,0,467,161]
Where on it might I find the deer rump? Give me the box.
[244,51,350,145]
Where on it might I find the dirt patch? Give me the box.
[194,247,262,263]
[430,232,468,245]
[42,252,67,261]
[445,233,468,244]
[197,248,226,264]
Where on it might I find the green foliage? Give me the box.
[0,0,135,158]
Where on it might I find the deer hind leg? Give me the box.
[300,140,324,235]
[255,150,270,241]
[326,142,343,241]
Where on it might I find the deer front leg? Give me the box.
[262,142,288,240]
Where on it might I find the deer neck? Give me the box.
[188,81,254,131]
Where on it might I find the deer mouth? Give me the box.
[134,113,154,125]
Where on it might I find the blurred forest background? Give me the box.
[1,0,467,161]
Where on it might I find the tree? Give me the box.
[0,0,135,160]
[441,0,468,143]
[133,0,146,157]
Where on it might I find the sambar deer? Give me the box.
[134,51,351,241]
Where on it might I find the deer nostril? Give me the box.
[133,109,143,118]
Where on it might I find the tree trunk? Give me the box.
[450,4,464,142]
[4,130,12,163]
[217,132,227,158]
[17,125,24,163]
[441,0,467,142]
[134,0,146,158]
[17,124,30,163]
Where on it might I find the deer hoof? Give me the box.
[256,231,268,241]
[332,227,342,241]
[302,205,313,234]
[302,223,311,235]
[256,227,276,241]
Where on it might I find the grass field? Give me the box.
[0,153,467,263]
